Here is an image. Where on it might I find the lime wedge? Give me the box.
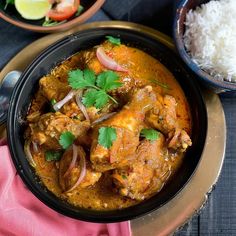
[15,0,51,20]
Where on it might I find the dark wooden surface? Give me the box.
[0,0,236,235]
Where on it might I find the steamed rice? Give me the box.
[184,0,236,82]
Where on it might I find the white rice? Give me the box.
[184,0,236,82]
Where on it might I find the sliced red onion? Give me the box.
[96,47,128,72]
[92,112,117,125]
[63,144,78,178]
[75,90,90,122]
[24,139,36,167]
[32,141,39,153]
[65,146,87,193]
[53,90,75,111]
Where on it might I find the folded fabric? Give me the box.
[0,142,131,236]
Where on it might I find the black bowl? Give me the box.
[7,26,207,222]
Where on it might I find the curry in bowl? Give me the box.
[24,36,192,210]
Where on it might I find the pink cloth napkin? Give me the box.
[0,140,131,236]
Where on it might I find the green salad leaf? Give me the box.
[75,5,84,16]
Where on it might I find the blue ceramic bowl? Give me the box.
[173,0,236,95]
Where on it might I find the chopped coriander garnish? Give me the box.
[4,0,14,10]
[50,99,57,112]
[82,89,109,109]
[51,98,57,105]
[98,127,117,149]
[75,5,84,16]
[45,150,63,162]
[97,70,122,91]
[68,69,96,89]
[122,175,127,180]
[140,128,160,141]
[150,79,170,89]
[59,131,75,149]
[68,69,122,109]
[106,36,121,46]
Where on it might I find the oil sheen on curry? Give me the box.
[24,37,192,210]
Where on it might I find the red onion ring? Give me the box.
[24,139,36,167]
[63,144,78,178]
[53,90,75,111]
[92,112,117,125]
[75,90,90,122]
[96,47,128,72]
[65,146,87,193]
[32,141,39,153]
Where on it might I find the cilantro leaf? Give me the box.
[76,5,84,16]
[140,129,160,141]
[97,71,122,91]
[50,99,57,112]
[45,150,63,162]
[67,69,122,108]
[98,127,117,149]
[51,98,57,105]
[59,131,75,149]
[82,89,109,109]
[106,36,121,46]
[82,89,97,107]
[84,69,96,85]
[94,90,109,108]
[68,69,95,89]
[122,175,127,180]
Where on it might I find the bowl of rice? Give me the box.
[173,0,236,94]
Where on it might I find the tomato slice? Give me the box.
[47,0,80,21]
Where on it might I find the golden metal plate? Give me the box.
[0,21,226,235]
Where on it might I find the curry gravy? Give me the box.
[28,43,191,210]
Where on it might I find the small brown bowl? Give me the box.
[0,0,105,33]
[173,0,236,96]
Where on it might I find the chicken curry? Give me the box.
[24,36,192,210]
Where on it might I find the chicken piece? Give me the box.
[90,86,156,172]
[59,146,101,192]
[146,94,192,151]
[39,76,70,101]
[27,91,47,121]
[39,76,83,119]
[146,94,177,134]
[168,128,192,152]
[29,112,90,149]
[113,134,171,200]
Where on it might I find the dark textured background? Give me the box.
[0,0,236,235]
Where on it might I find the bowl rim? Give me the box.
[6,23,207,222]
[0,0,105,33]
[173,0,236,92]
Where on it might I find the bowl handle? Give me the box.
[0,71,22,126]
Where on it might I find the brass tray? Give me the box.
[0,21,226,235]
